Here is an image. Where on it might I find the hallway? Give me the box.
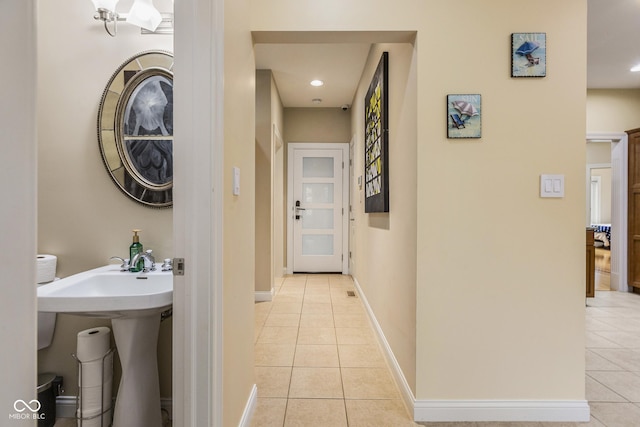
[251,274,415,426]
[252,275,640,426]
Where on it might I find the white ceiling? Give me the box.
[254,0,640,108]
[254,43,371,109]
[588,0,640,88]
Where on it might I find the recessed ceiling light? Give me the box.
[631,64,640,72]
[310,80,324,87]
[312,98,322,104]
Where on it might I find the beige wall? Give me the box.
[272,82,286,280]
[255,70,274,293]
[351,42,418,393]
[1,0,38,416]
[223,0,257,424]
[586,141,612,164]
[284,108,352,143]
[252,0,587,406]
[587,89,640,132]
[416,1,586,400]
[255,70,285,293]
[36,0,174,399]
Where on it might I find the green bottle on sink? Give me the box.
[129,229,144,272]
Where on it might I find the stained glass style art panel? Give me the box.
[364,52,389,213]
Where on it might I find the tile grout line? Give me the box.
[330,276,351,426]
[585,371,630,403]
[282,274,307,427]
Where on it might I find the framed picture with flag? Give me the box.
[511,32,546,77]
[447,94,481,139]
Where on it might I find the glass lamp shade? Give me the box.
[126,0,162,31]
[91,0,119,11]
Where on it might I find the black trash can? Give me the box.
[37,373,62,427]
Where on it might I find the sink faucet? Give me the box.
[130,250,156,272]
[109,256,130,272]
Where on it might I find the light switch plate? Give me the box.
[233,167,240,196]
[540,174,564,198]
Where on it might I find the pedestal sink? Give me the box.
[37,265,172,427]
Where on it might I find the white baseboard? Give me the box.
[56,396,85,418]
[352,277,416,417]
[414,399,590,422]
[239,384,258,427]
[56,396,173,419]
[352,277,590,423]
[255,288,274,302]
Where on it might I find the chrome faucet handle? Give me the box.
[109,256,130,272]
[143,249,156,272]
[161,258,173,272]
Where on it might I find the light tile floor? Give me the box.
[251,274,417,426]
[583,289,640,426]
[253,276,640,427]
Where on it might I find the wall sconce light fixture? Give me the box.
[91,0,172,37]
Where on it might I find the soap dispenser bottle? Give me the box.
[129,229,144,272]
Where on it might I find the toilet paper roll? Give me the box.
[36,254,57,284]
[76,327,111,363]
[79,353,113,387]
[78,380,113,414]
[77,403,112,427]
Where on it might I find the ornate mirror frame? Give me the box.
[97,50,174,208]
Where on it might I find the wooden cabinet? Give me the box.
[586,228,595,298]
[628,128,640,292]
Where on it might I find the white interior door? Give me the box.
[291,146,345,272]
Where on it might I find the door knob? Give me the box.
[295,200,305,220]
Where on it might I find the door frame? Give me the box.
[590,173,602,224]
[286,142,350,274]
[586,164,608,225]
[586,132,628,292]
[173,0,224,425]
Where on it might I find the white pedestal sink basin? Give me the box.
[37,265,172,427]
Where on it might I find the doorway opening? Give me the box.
[287,142,350,274]
[586,133,628,293]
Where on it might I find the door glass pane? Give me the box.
[303,157,334,178]
[302,234,334,255]
[302,209,334,229]
[302,183,334,203]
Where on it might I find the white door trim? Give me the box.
[590,174,602,224]
[586,163,609,225]
[586,132,628,292]
[287,142,350,274]
[173,0,224,425]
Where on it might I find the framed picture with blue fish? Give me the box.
[447,94,481,139]
[511,32,546,77]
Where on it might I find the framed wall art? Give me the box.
[447,94,481,139]
[511,32,546,78]
[364,52,389,213]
